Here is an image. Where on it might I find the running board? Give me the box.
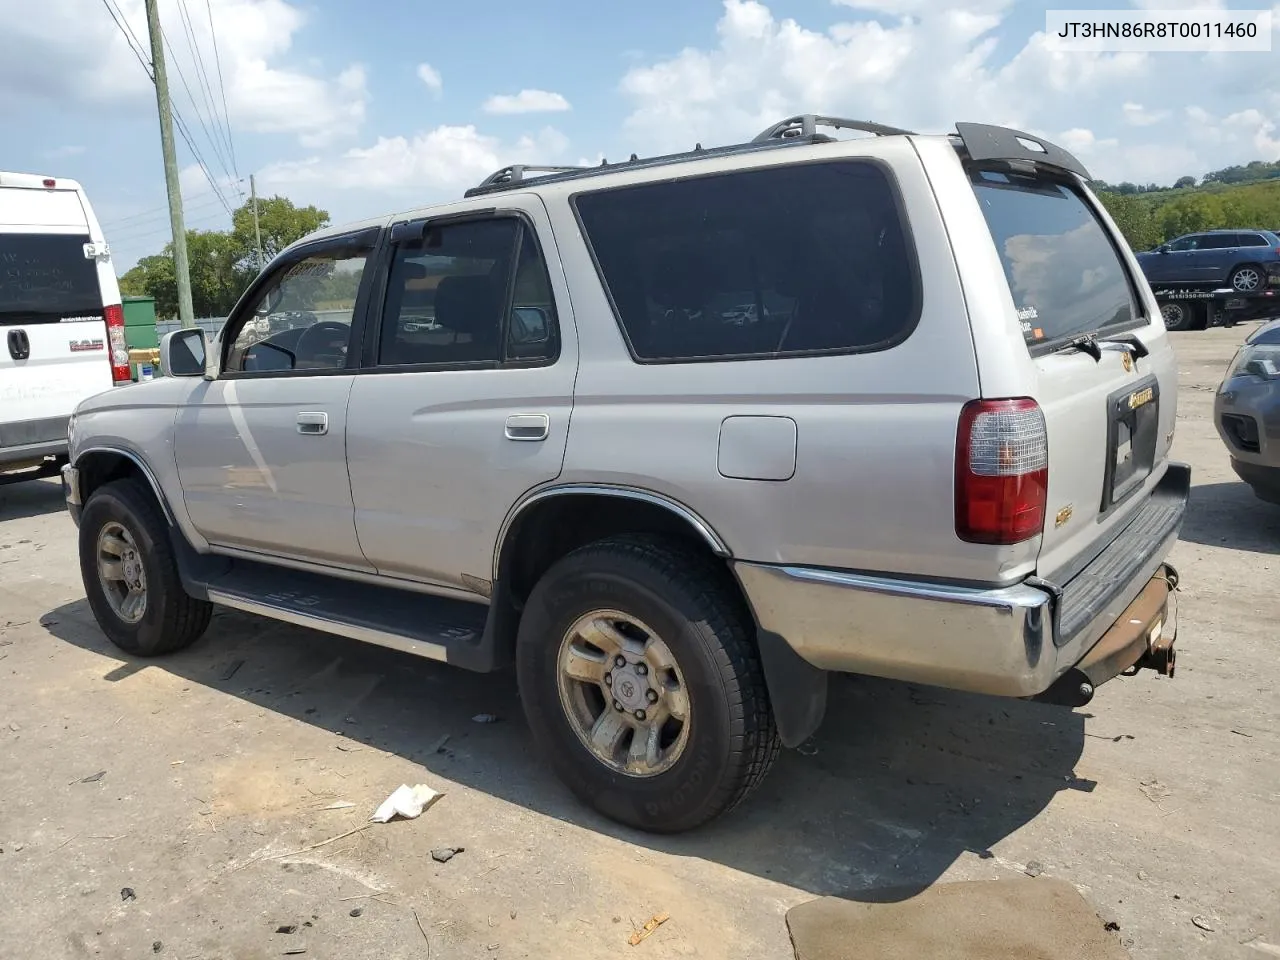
[197,558,492,667]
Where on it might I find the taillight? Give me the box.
[104,304,131,384]
[955,398,1048,545]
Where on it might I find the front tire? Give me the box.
[516,535,779,833]
[79,478,212,656]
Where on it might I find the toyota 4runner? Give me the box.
[62,116,1188,833]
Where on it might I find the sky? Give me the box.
[1,0,1277,271]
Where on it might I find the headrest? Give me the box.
[434,274,501,333]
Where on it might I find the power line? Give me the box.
[100,0,237,220]
[160,23,234,190]
[104,193,229,231]
[177,0,235,176]
[205,0,238,177]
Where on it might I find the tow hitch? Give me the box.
[1033,564,1179,708]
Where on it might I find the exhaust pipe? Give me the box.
[1137,636,1176,677]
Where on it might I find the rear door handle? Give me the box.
[296,411,329,435]
[505,414,549,441]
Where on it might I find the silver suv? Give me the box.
[62,116,1189,833]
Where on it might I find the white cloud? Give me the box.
[482,89,572,115]
[0,0,368,147]
[417,63,443,97]
[616,0,1280,185]
[258,124,572,202]
[1122,102,1170,127]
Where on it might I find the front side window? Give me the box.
[970,169,1140,352]
[377,218,559,368]
[1168,235,1200,251]
[225,250,368,374]
[574,161,919,362]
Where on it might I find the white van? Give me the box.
[1,172,128,480]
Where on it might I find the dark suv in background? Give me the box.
[1136,229,1280,292]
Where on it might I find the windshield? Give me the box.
[0,232,102,325]
[969,170,1140,352]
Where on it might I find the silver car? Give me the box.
[1216,318,1280,503]
[61,116,1188,832]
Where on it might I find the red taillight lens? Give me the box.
[956,398,1048,545]
[104,304,131,384]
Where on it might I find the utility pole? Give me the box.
[143,0,195,328]
[249,174,265,271]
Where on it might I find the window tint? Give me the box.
[970,169,1138,351]
[574,161,919,361]
[226,252,367,373]
[1168,235,1199,251]
[1238,233,1270,248]
[1,233,101,325]
[1199,234,1234,250]
[378,219,518,367]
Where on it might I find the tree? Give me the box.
[232,195,329,267]
[1173,176,1196,189]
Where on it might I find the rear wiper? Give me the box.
[1099,332,1150,359]
[1053,333,1103,361]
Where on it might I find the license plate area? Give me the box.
[1102,373,1160,513]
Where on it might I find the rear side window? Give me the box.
[0,233,101,325]
[574,161,919,362]
[1238,233,1270,248]
[970,170,1139,351]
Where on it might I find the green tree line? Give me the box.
[118,195,329,319]
[1095,178,1280,252]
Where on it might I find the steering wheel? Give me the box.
[293,321,350,366]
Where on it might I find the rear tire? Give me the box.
[79,478,212,656]
[1160,301,1193,331]
[515,534,780,833]
[1229,264,1264,293]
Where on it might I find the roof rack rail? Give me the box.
[752,115,915,143]
[471,164,587,191]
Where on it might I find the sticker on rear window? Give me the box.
[1017,306,1045,341]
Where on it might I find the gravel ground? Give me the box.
[1,325,1277,960]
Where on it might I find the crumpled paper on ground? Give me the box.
[369,783,442,823]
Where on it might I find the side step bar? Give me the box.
[192,557,495,669]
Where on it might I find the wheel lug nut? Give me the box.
[634,710,646,722]
[635,664,647,676]
[604,672,612,685]
[646,689,658,704]
[613,700,623,712]
[614,655,626,668]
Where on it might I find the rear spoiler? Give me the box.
[954,122,1091,180]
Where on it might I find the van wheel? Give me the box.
[516,535,780,833]
[1229,264,1264,292]
[1160,301,1193,331]
[79,478,212,656]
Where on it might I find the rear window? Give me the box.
[970,170,1140,351]
[0,233,102,325]
[573,161,920,362]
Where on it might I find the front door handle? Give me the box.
[505,414,549,442]
[296,411,329,436]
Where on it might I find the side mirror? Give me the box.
[160,328,208,378]
[1156,244,1171,254]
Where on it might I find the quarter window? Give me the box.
[226,251,368,374]
[573,161,919,362]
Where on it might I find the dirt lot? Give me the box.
[1,326,1277,960]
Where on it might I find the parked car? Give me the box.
[1136,229,1280,292]
[61,116,1188,833]
[1216,317,1280,504]
[1,171,129,482]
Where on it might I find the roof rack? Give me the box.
[751,115,916,143]
[462,114,1090,199]
[471,164,588,191]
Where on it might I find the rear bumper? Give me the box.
[734,462,1189,699]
